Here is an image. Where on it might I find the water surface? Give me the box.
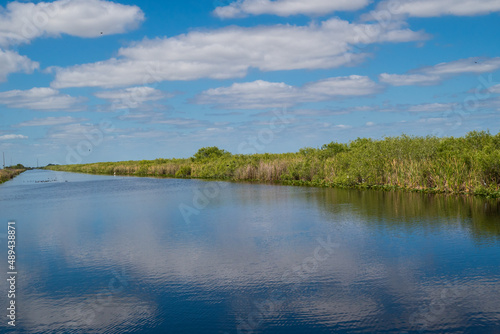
[0,169,499,333]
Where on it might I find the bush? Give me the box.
[175,165,192,178]
[192,147,231,162]
[45,131,500,198]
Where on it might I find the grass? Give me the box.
[46,130,500,199]
[0,169,26,185]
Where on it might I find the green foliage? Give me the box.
[192,147,231,162]
[319,142,349,159]
[298,147,318,156]
[0,168,25,184]
[45,131,500,198]
[175,165,192,178]
[5,164,25,170]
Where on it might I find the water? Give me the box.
[0,169,499,333]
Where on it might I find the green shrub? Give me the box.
[45,131,500,198]
[192,147,231,162]
[175,165,192,178]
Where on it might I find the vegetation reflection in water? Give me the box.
[311,188,500,241]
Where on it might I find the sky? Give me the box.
[0,0,499,167]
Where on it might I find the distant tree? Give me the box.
[192,147,231,162]
[465,130,491,150]
[6,164,25,170]
[349,137,373,150]
[299,147,318,156]
[320,142,349,158]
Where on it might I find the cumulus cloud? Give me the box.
[195,76,382,109]
[380,57,500,86]
[95,87,168,109]
[0,0,144,46]
[0,87,85,110]
[0,49,39,82]
[214,0,370,18]
[51,18,427,88]
[0,134,28,140]
[377,0,500,17]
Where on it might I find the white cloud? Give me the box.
[333,124,352,129]
[195,76,381,109]
[488,84,500,94]
[155,118,211,128]
[117,130,169,139]
[214,0,370,18]
[51,18,427,88]
[196,80,297,109]
[305,76,382,96]
[46,123,99,140]
[379,73,441,86]
[380,57,500,86]
[95,87,168,109]
[117,111,164,122]
[427,57,500,75]
[298,101,458,115]
[115,111,211,129]
[406,102,455,113]
[16,116,86,127]
[0,49,39,82]
[0,0,144,46]
[0,134,27,140]
[0,87,85,110]
[362,98,500,114]
[377,0,500,17]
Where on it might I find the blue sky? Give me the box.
[0,0,499,167]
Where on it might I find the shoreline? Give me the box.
[0,169,26,185]
[45,168,500,200]
[45,132,500,199]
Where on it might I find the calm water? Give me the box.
[0,169,499,333]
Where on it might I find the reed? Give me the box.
[0,169,25,184]
[46,131,500,198]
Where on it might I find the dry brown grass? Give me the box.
[0,169,25,184]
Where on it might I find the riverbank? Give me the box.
[0,169,26,185]
[46,131,500,199]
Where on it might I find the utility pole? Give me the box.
[2,152,4,169]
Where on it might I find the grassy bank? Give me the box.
[0,168,26,184]
[46,131,500,198]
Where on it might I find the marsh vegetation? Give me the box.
[0,166,26,184]
[47,131,500,198]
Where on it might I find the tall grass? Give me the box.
[46,131,500,198]
[0,169,25,184]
